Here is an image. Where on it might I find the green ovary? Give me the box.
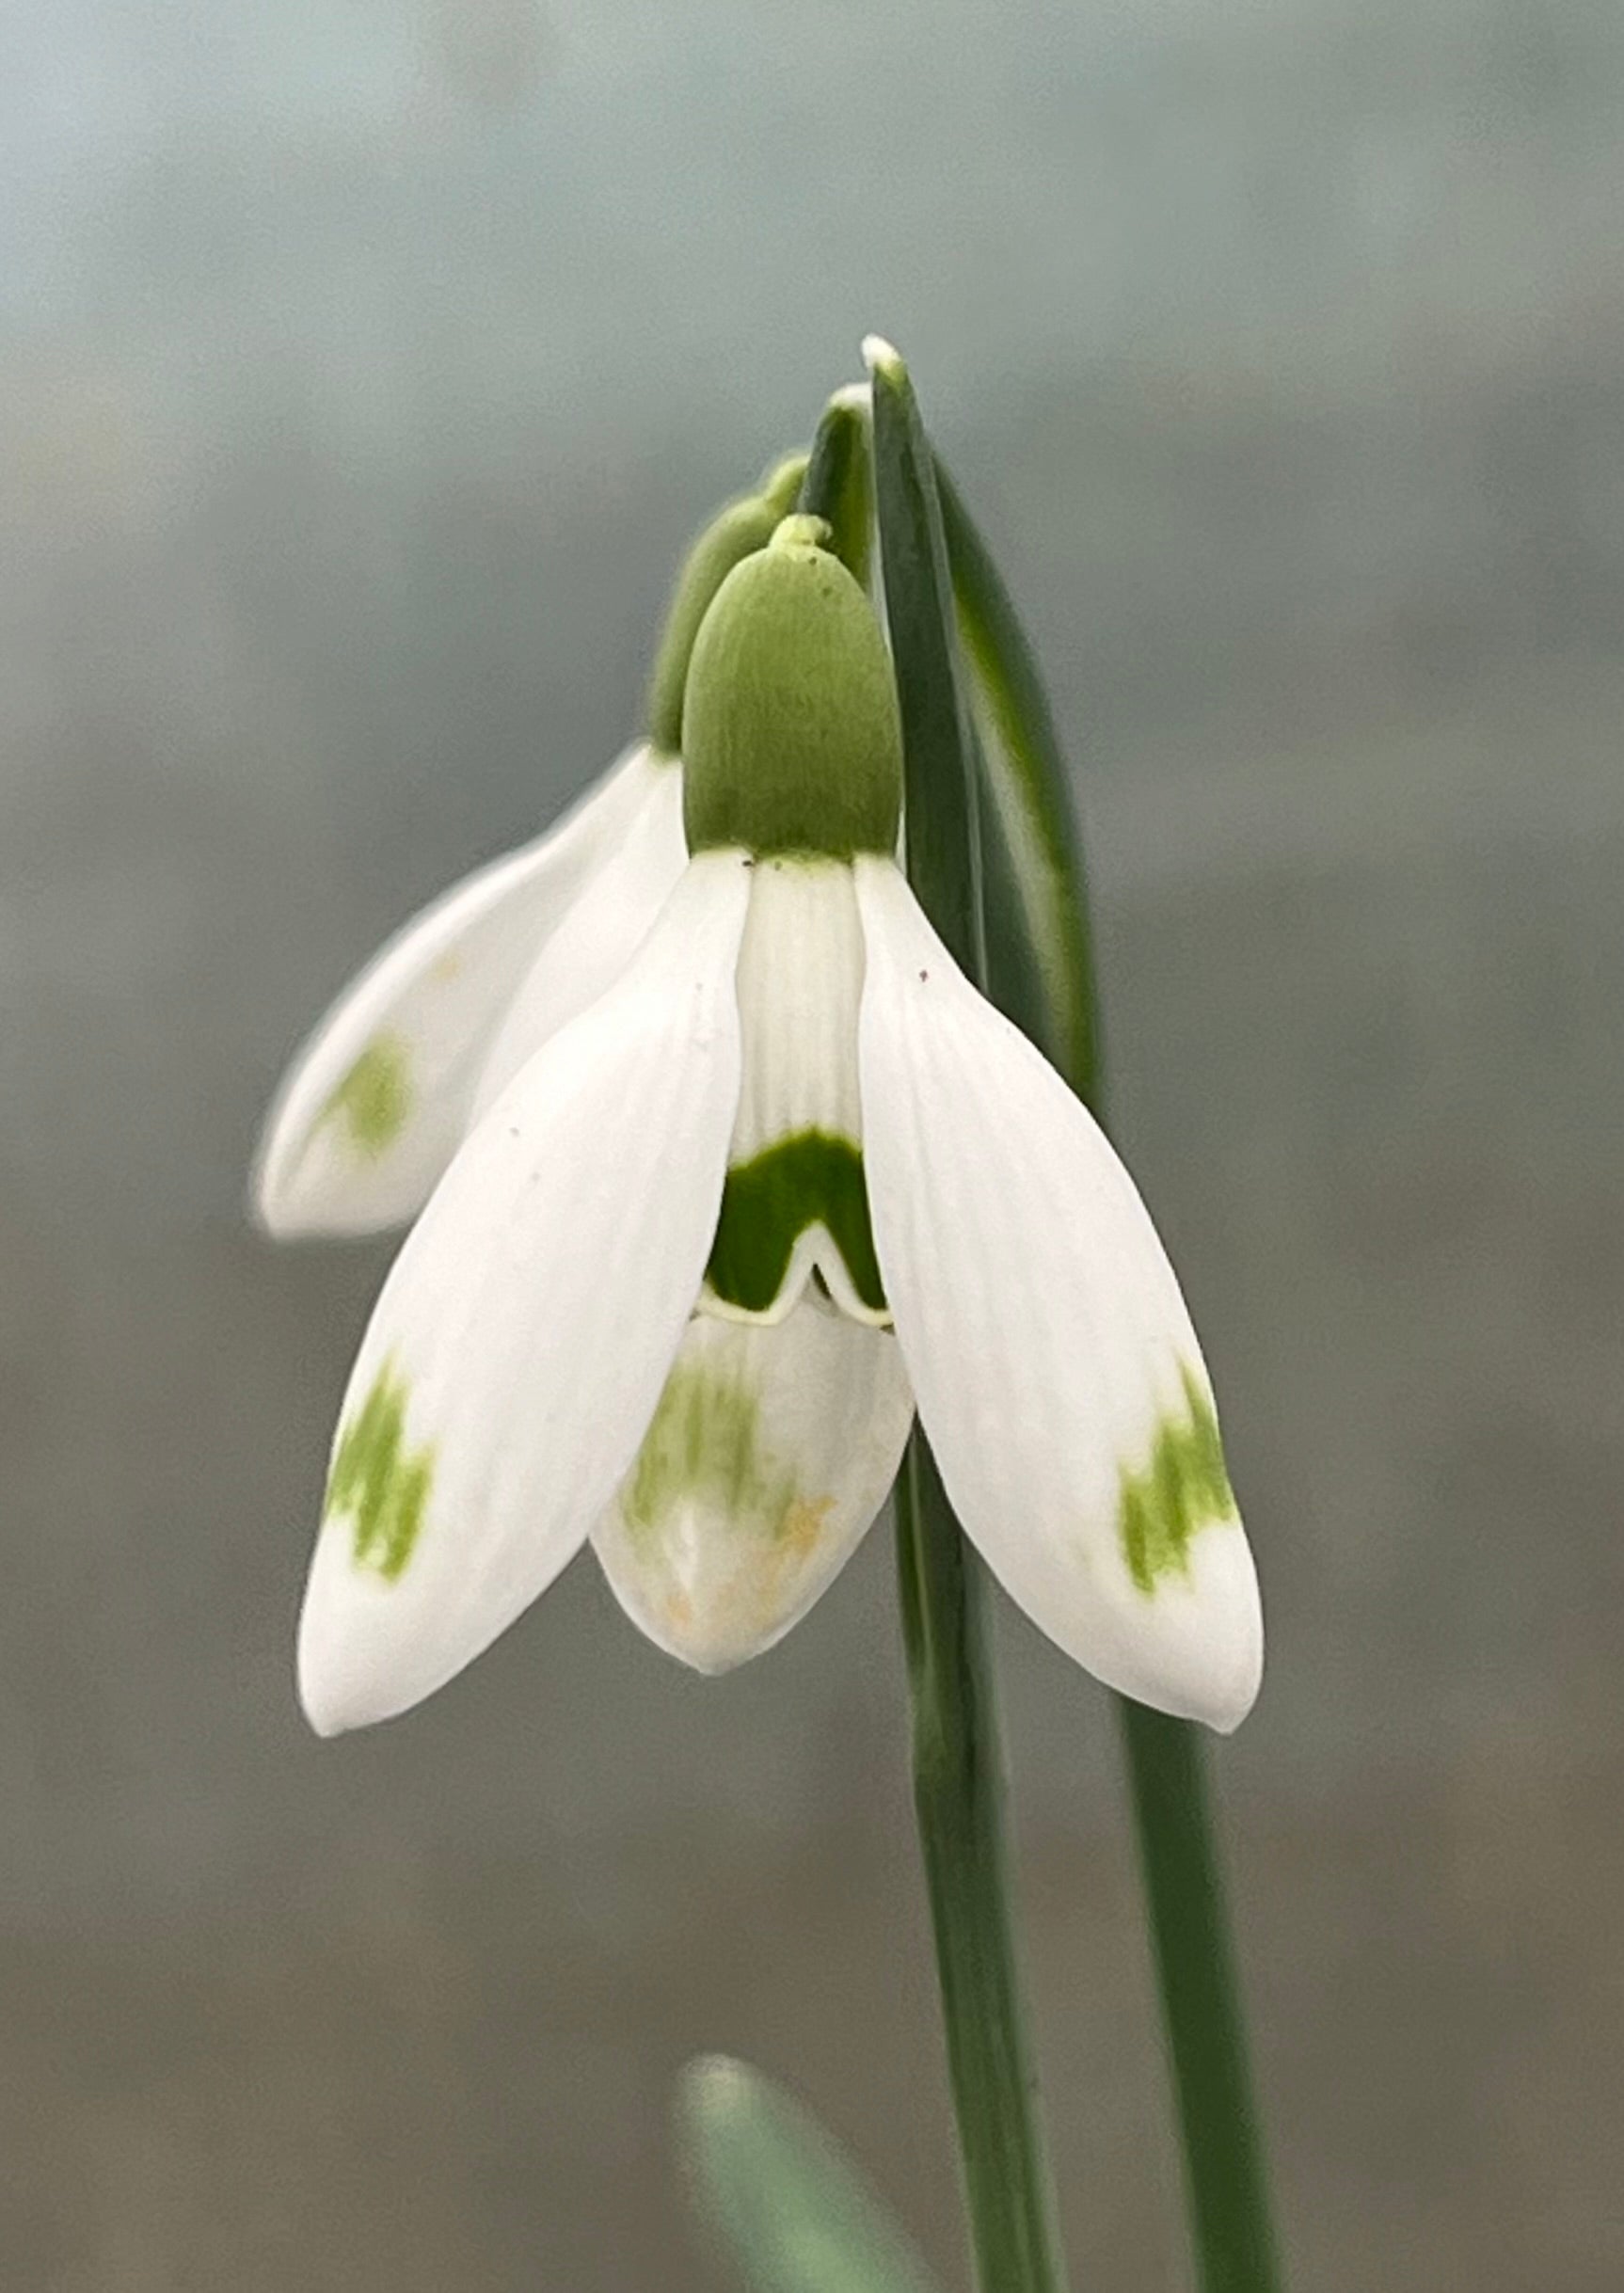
[624,1359,797,1547]
[1118,1366,1237,1596]
[705,1130,885,1317]
[680,530,903,860]
[326,1358,436,1583]
[319,1034,412,1159]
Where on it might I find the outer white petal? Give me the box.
[297,850,751,1734]
[854,856,1263,1732]
[592,1298,914,1673]
[254,743,675,1238]
[469,752,687,1121]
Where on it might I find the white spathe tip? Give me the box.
[861,335,903,377]
[829,379,872,415]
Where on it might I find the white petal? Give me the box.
[470,757,687,1121]
[254,743,675,1238]
[592,1298,914,1673]
[697,858,888,1325]
[854,856,1262,1732]
[297,850,751,1734]
[729,857,864,1162]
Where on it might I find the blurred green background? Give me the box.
[2,1,1621,2285]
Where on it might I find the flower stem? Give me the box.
[869,338,1071,2293]
[937,459,1283,2293]
[896,1441,1070,2293]
[1117,1704,1282,2293]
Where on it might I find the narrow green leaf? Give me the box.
[798,389,873,591]
[865,338,984,985]
[970,715,1053,1065]
[933,461,1100,1100]
[677,2056,942,2293]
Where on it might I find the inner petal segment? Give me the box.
[704,855,885,1322]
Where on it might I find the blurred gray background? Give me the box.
[2,0,1621,2285]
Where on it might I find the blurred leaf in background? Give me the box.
[677,2055,945,2293]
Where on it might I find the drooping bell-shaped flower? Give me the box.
[299,516,1262,1739]
[251,453,806,1237]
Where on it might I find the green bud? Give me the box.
[644,454,811,757]
[681,517,903,861]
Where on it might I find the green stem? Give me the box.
[869,340,1069,2293]
[896,1443,1069,2293]
[939,460,1282,2293]
[1117,1706,1282,2293]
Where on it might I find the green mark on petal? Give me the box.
[326,1358,436,1582]
[706,1130,885,1317]
[319,1034,412,1160]
[1119,1366,1237,1596]
[625,1358,798,1545]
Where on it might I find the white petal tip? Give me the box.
[251,1138,383,1241]
[592,1308,913,1683]
[298,1695,352,1743]
[248,1182,286,1240]
[296,1622,429,1738]
[1112,1524,1265,1734]
[829,379,872,414]
[1187,1652,1265,1738]
[296,1662,362,1740]
[295,1614,388,1739]
[247,1126,304,1238]
[295,1524,438,1738]
[249,1167,324,1243]
[1207,1616,1265,1736]
[597,1517,844,1680]
[861,334,903,377]
[656,1628,761,1680]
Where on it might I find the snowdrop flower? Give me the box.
[300,516,1263,1738]
[252,454,805,1237]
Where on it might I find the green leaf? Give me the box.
[865,337,985,986]
[677,2056,943,2293]
[933,461,1101,1105]
[798,389,873,592]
